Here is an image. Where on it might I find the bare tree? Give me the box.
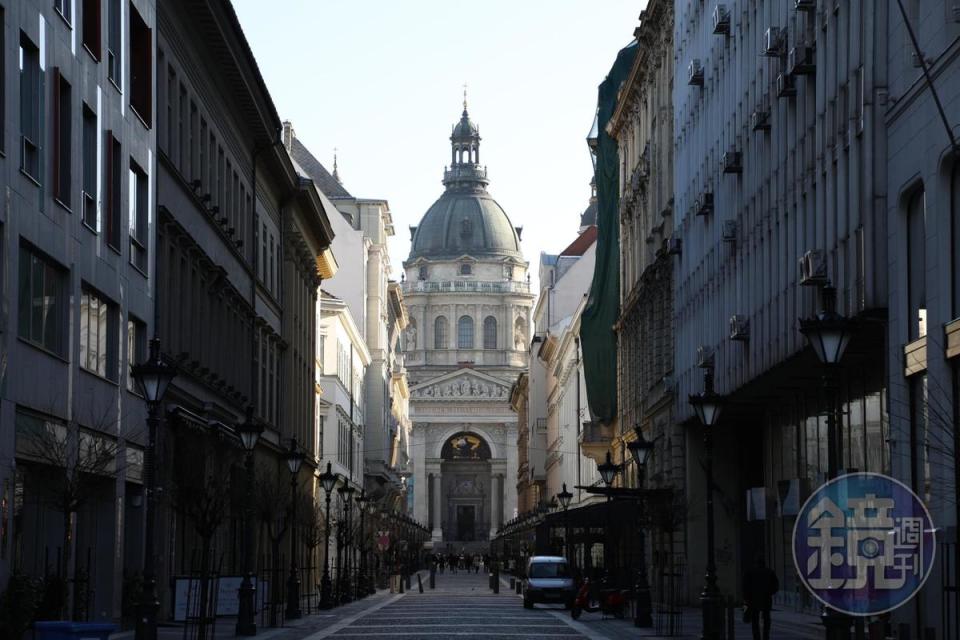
[170,426,239,640]
[254,460,291,627]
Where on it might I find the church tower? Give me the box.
[402,102,533,547]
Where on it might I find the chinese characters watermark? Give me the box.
[792,473,935,616]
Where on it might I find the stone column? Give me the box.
[505,424,518,520]
[432,474,443,542]
[489,474,499,539]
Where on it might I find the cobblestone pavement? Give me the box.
[110,571,823,639]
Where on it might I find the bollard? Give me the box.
[493,565,500,594]
[399,574,405,593]
[406,573,412,590]
[515,579,522,594]
[509,577,515,590]
[430,568,436,590]
[489,571,495,590]
[418,573,424,593]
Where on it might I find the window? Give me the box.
[53,69,72,205]
[483,316,497,350]
[457,316,474,349]
[434,316,448,349]
[18,245,67,356]
[460,262,472,275]
[82,105,97,228]
[19,32,41,180]
[105,133,122,250]
[129,161,148,272]
[906,188,926,340]
[129,3,152,126]
[0,7,5,153]
[107,0,121,88]
[82,0,101,59]
[80,287,119,380]
[127,316,146,391]
[418,265,428,280]
[55,0,72,24]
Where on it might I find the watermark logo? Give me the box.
[792,473,935,616]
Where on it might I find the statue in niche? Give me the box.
[405,323,417,350]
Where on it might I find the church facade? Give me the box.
[402,103,532,546]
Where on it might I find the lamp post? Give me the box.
[355,490,369,600]
[688,365,725,640]
[556,483,573,566]
[235,411,263,635]
[626,426,655,628]
[318,463,337,609]
[799,284,856,640]
[338,485,355,603]
[597,451,622,580]
[132,337,177,640]
[284,438,304,620]
[366,501,377,594]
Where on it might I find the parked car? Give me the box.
[522,556,575,609]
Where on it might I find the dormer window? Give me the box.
[460,263,472,276]
[418,265,428,280]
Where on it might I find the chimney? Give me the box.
[281,120,295,152]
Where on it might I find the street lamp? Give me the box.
[132,337,177,640]
[285,438,304,620]
[366,500,377,594]
[799,284,856,640]
[688,365,725,640]
[596,451,621,581]
[338,485,355,603]
[556,483,573,565]
[236,410,262,635]
[355,490,369,600]
[626,425,655,628]
[318,463,337,609]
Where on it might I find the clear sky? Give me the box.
[233,0,644,282]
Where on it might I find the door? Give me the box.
[457,505,475,540]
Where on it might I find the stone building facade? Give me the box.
[606,0,686,602]
[403,103,533,546]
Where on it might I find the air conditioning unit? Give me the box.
[799,249,828,286]
[721,151,742,174]
[712,4,730,34]
[688,59,704,86]
[696,191,714,216]
[777,72,796,98]
[795,0,816,11]
[722,220,738,243]
[667,237,683,255]
[730,315,750,341]
[788,45,816,75]
[750,109,771,131]
[762,27,783,56]
[696,345,715,368]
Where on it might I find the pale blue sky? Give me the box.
[233,0,643,278]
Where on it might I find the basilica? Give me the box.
[402,102,532,548]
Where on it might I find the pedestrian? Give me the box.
[742,556,779,640]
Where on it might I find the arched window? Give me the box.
[434,316,448,349]
[483,316,497,350]
[457,316,474,349]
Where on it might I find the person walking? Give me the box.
[742,556,779,640]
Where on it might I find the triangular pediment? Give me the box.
[409,369,514,401]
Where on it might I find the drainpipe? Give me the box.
[575,336,582,504]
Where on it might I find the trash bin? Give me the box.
[34,622,118,640]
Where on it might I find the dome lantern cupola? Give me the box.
[445,91,489,192]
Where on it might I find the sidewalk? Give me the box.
[497,574,823,640]
[108,576,422,640]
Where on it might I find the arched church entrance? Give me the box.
[440,432,491,542]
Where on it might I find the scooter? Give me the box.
[570,577,627,620]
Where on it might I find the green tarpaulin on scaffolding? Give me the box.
[579,40,637,426]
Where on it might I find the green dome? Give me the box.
[409,191,521,261]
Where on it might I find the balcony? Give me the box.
[579,420,615,464]
[401,279,531,295]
